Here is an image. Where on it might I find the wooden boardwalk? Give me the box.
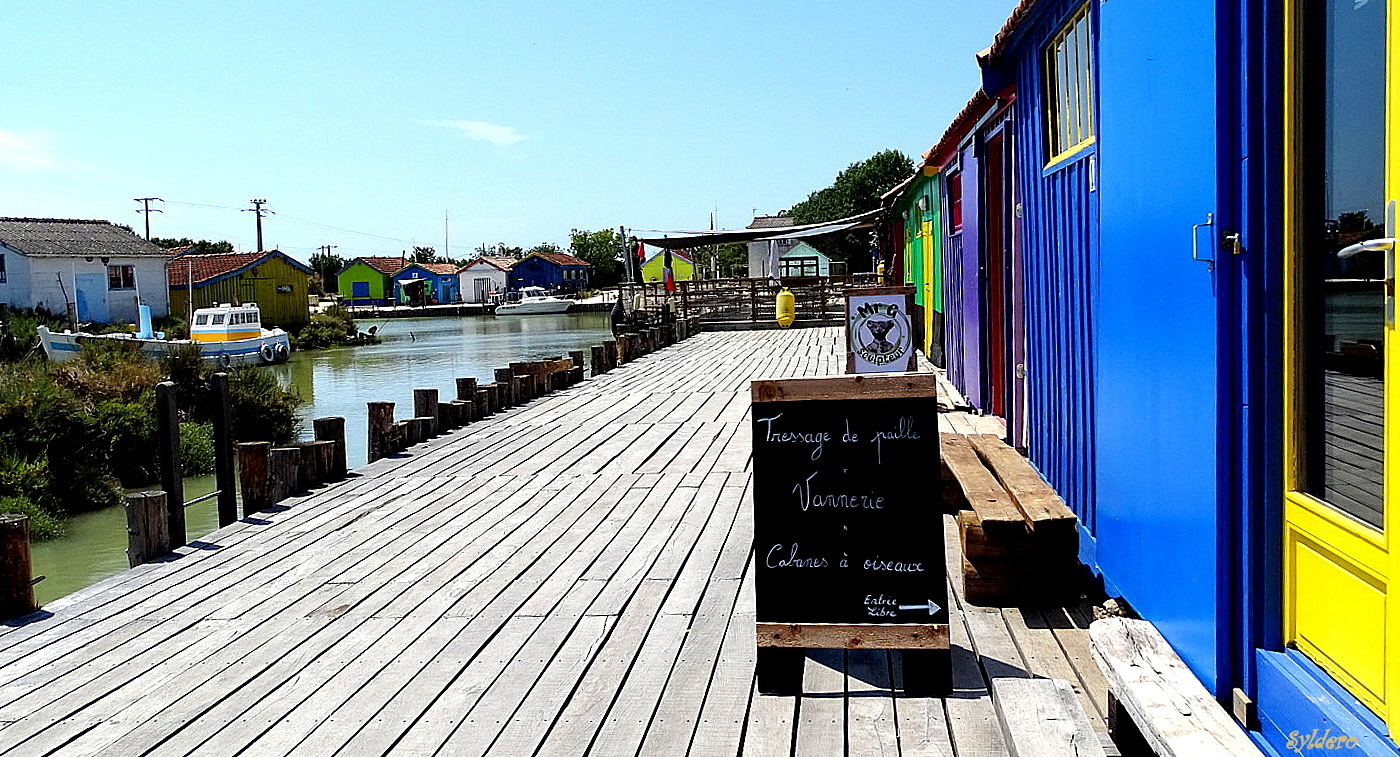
[0,327,1113,757]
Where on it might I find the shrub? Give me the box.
[179,422,216,476]
[0,495,64,541]
[228,367,301,443]
[95,395,158,487]
[51,341,163,403]
[292,315,347,350]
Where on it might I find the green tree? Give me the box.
[309,251,346,295]
[788,149,914,271]
[410,245,439,264]
[527,243,562,257]
[568,229,624,287]
[152,237,236,255]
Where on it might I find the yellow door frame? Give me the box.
[1281,0,1399,727]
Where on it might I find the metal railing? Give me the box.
[621,274,880,324]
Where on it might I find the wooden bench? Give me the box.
[993,677,1108,757]
[942,432,1081,605]
[1090,618,1264,756]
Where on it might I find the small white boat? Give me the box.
[38,303,291,367]
[494,287,573,315]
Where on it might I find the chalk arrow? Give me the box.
[897,600,942,616]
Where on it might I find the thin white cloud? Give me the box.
[0,128,57,171]
[427,120,526,148]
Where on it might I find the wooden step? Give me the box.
[993,677,1108,757]
[942,433,1026,537]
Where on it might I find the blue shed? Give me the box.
[509,251,590,292]
[392,262,461,305]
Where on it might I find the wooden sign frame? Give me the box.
[750,373,948,694]
[845,286,918,374]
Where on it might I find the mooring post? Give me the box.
[155,381,186,547]
[604,340,618,370]
[569,350,586,373]
[211,373,238,528]
[312,416,348,481]
[494,368,516,407]
[237,442,271,516]
[0,513,36,620]
[367,401,395,463]
[512,375,528,403]
[413,389,440,437]
[125,491,170,568]
[455,377,477,403]
[270,447,301,502]
[591,345,605,376]
[296,443,317,490]
[437,401,455,430]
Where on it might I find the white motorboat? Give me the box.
[38,303,291,367]
[494,287,573,315]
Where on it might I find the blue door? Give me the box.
[1096,0,1223,690]
[76,273,107,323]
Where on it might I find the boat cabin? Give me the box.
[191,303,263,343]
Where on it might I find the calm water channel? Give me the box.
[29,312,614,604]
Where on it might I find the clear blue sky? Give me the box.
[0,1,1018,262]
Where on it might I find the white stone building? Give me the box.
[0,218,173,323]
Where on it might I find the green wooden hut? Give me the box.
[168,249,314,329]
[337,255,407,306]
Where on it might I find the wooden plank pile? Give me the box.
[944,432,1082,606]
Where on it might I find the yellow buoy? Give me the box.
[775,288,796,328]
[876,261,886,285]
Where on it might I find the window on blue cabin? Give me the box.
[1044,3,1095,161]
[352,281,369,297]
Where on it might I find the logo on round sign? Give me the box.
[852,302,911,366]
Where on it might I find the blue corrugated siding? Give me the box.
[1008,1,1100,533]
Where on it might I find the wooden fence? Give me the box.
[622,274,880,325]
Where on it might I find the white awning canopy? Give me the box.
[633,209,880,249]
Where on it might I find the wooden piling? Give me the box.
[211,373,238,528]
[438,401,456,430]
[569,350,586,372]
[456,377,477,402]
[474,387,491,419]
[296,443,317,490]
[0,513,36,620]
[155,381,186,547]
[270,447,301,502]
[237,442,272,516]
[368,401,396,463]
[396,419,416,448]
[313,416,348,481]
[604,340,618,370]
[450,399,473,425]
[569,366,584,385]
[125,491,170,568]
[413,388,440,436]
[591,345,605,376]
[495,368,516,407]
[308,440,335,485]
[617,335,631,364]
[410,417,434,445]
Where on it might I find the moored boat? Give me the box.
[37,302,291,367]
[494,286,573,315]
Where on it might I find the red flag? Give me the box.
[663,248,676,292]
[635,241,646,261]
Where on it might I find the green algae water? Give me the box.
[29,312,613,605]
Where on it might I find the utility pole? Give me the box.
[243,199,271,252]
[133,197,162,240]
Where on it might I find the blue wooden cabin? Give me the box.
[948,0,1393,754]
[508,251,591,293]
[391,262,460,306]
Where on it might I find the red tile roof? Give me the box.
[980,0,1040,66]
[414,262,460,275]
[357,255,409,274]
[169,252,268,287]
[921,89,994,169]
[529,251,590,267]
[168,249,312,287]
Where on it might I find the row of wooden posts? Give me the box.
[0,315,703,622]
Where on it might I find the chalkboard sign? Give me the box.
[750,374,946,635]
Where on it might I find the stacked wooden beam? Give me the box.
[945,433,1081,606]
